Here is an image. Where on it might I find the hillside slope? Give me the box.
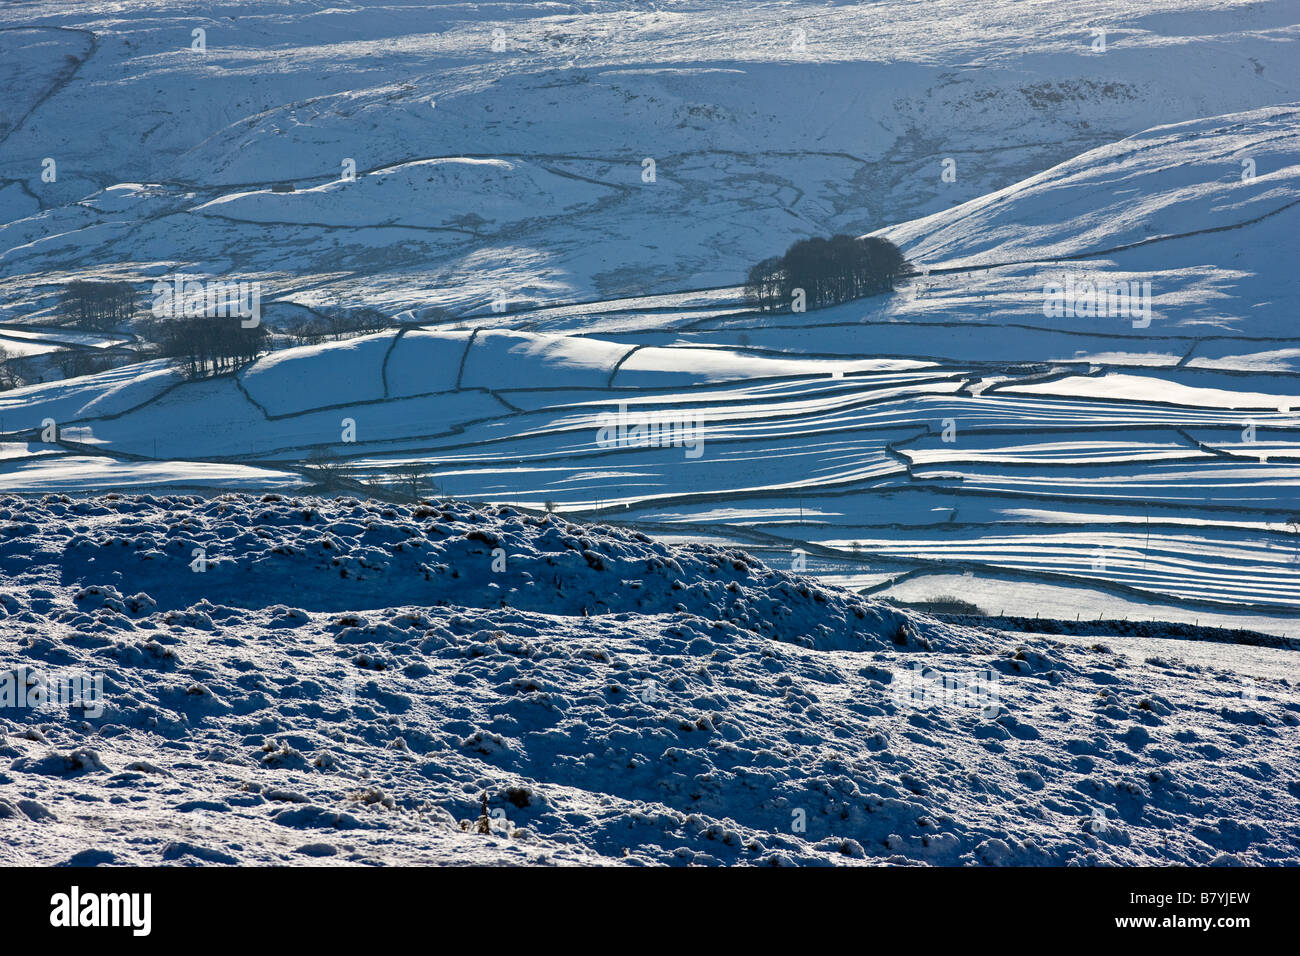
[3,494,1297,866]
[2,103,1298,633]
[2,0,1298,316]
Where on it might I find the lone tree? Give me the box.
[745,234,912,312]
[391,462,434,501]
[305,448,346,489]
[447,212,492,239]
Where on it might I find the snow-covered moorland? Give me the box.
[2,493,1297,866]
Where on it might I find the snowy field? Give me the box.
[2,494,1298,866]
[2,93,1297,634]
[2,0,1299,316]
[0,0,1298,866]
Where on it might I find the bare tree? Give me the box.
[744,256,785,312]
[314,306,393,341]
[305,448,345,488]
[0,347,36,390]
[353,307,393,335]
[58,350,111,380]
[285,315,328,346]
[391,462,433,500]
[447,212,491,239]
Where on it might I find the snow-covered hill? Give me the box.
[2,100,1297,636]
[2,0,1299,315]
[3,494,1297,865]
[1,0,1298,868]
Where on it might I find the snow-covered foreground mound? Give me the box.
[3,494,1298,866]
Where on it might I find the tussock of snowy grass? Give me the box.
[1,494,1298,866]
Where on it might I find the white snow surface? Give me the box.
[3,95,1297,629]
[1,2,1297,637]
[3,0,1300,316]
[2,493,1298,866]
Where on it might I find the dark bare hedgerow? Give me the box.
[745,234,913,312]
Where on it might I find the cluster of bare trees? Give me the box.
[302,451,441,501]
[58,280,138,331]
[745,235,912,312]
[3,284,405,389]
[285,306,393,346]
[57,350,115,379]
[135,314,269,379]
[389,462,436,500]
[0,345,25,390]
[0,342,121,390]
